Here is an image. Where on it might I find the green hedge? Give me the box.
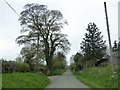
[52,69,66,75]
[2,61,30,73]
[15,63,30,72]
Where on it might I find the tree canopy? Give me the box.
[16,3,70,75]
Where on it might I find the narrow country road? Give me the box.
[46,70,90,88]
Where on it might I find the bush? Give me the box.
[2,61,13,73]
[115,64,120,75]
[2,60,30,73]
[2,60,48,74]
[35,65,47,74]
[28,63,47,74]
[52,69,66,75]
[15,63,30,72]
[28,63,36,72]
[70,63,76,71]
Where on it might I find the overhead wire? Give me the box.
[3,0,119,34]
[3,0,118,20]
[4,0,20,17]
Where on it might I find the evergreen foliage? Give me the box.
[80,22,106,66]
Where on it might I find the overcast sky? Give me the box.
[0,0,119,64]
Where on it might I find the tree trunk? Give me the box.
[46,57,53,75]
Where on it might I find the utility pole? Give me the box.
[104,2,115,72]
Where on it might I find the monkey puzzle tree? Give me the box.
[16,3,70,75]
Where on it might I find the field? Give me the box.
[2,72,50,88]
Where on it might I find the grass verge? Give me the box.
[2,72,50,88]
[74,66,119,89]
[0,74,2,89]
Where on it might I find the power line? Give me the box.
[3,0,118,20]
[4,0,20,17]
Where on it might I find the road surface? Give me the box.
[46,70,90,88]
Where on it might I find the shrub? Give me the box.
[15,63,30,72]
[2,60,30,73]
[2,61,13,73]
[115,64,120,75]
[28,64,47,74]
[70,63,76,71]
[52,69,66,75]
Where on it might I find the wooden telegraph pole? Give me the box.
[104,2,115,72]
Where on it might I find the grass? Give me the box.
[74,65,119,89]
[0,74,2,89]
[2,72,50,88]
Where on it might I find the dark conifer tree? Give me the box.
[80,22,106,66]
